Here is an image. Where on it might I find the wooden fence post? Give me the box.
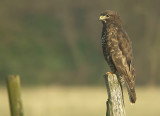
[104,73,126,116]
[6,75,23,116]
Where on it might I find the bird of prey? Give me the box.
[99,10,136,103]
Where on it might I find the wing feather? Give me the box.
[110,30,136,103]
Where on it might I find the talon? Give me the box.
[106,72,113,75]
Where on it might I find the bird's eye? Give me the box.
[106,14,110,18]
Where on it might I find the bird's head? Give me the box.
[99,10,121,24]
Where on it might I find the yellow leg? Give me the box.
[106,72,115,75]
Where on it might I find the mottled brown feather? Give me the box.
[100,10,136,103]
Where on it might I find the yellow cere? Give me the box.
[99,16,107,20]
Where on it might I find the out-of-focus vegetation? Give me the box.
[1,86,160,116]
[0,0,160,85]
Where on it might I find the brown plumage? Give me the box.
[99,10,136,103]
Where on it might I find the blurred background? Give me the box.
[0,0,160,116]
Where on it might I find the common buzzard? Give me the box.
[99,10,136,103]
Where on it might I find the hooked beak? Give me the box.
[99,15,107,21]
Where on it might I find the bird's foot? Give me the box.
[106,72,114,75]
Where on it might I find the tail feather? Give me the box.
[126,85,136,103]
[117,74,136,103]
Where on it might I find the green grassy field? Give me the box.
[1,86,160,116]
